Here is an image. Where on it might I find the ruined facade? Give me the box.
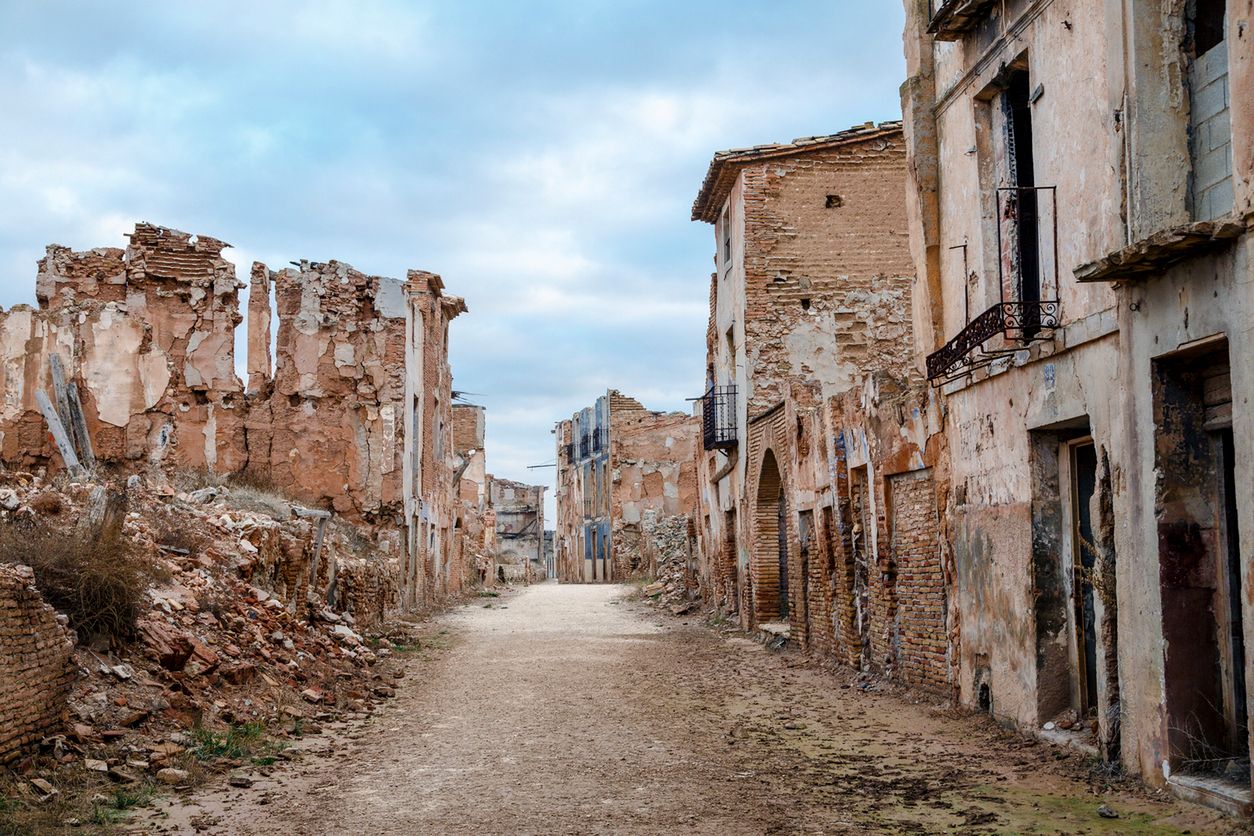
[690,124,948,690]
[1,224,247,473]
[0,222,472,623]
[451,404,496,587]
[554,391,699,584]
[902,0,1253,813]
[488,478,546,583]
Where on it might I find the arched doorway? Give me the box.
[753,449,789,623]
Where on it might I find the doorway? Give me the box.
[1155,343,1249,779]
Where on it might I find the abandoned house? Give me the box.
[553,391,699,584]
[689,122,947,689]
[903,0,1253,814]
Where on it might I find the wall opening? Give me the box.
[1002,66,1041,334]
[1031,419,1120,745]
[1155,340,1249,782]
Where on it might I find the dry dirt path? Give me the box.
[139,583,1240,835]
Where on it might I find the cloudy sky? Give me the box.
[0,1,906,519]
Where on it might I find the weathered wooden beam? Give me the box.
[48,354,96,469]
[65,382,95,468]
[35,390,82,475]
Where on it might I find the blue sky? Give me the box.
[0,1,907,519]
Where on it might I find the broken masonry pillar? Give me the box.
[247,262,273,396]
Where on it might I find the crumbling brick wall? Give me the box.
[0,223,247,472]
[610,408,699,579]
[740,131,914,413]
[247,260,408,522]
[890,468,947,691]
[0,563,76,763]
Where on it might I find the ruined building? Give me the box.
[554,391,699,584]
[690,123,948,689]
[0,222,471,617]
[903,0,1253,814]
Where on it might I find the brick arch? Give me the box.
[752,448,789,623]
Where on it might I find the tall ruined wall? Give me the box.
[0,563,76,763]
[247,260,408,523]
[400,271,466,604]
[741,134,914,412]
[0,223,247,472]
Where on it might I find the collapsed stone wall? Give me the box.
[638,510,693,605]
[0,563,76,764]
[0,224,414,528]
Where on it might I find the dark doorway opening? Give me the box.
[1155,343,1249,781]
[1070,441,1100,716]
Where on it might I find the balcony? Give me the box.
[591,426,607,454]
[579,433,591,460]
[927,0,998,40]
[701,385,738,451]
[926,185,1060,383]
[925,301,1060,381]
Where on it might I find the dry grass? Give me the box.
[0,521,157,644]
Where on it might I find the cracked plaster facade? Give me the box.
[903,0,1254,810]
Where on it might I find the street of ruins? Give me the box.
[138,584,1233,835]
[2,0,1254,833]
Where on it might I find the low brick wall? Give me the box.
[0,563,75,763]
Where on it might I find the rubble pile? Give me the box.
[0,469,409,780]
[640,511,698,614]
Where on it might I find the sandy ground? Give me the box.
[134,583,1244,835]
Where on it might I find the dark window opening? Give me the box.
[800,298,811,310]
[1004,69,1041,315]
[721,208,732,267]
[825,194,844,208]
[1191,0,1227,56]
[1071,441,1100,716]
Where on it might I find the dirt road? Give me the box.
[141,583,1238,835]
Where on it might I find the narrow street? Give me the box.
[145,585,1233,835]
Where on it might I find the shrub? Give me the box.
[0,521,155,643]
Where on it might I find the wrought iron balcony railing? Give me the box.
[701,385,738,451]
[928,185,1060,383]
[926,300,1060,382]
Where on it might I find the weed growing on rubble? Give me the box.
[0,521,156,643]
[190,722,266,761]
